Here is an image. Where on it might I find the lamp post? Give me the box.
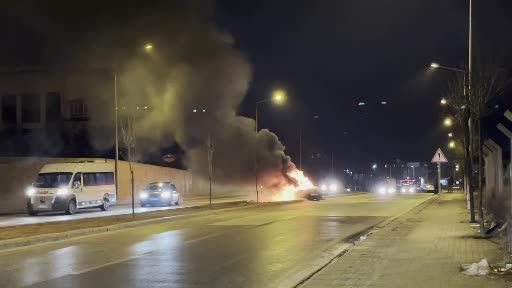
[254,89,287,203]
[114,42,154,208]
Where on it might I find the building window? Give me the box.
[1,94,17,124]
[21,93,41,123]
[69,100,88,120]
[46,92,61,122]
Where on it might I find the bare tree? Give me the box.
[120,115,136,217]
[470,67,510,235]
[445,66,510,232]
[444,73,475,222]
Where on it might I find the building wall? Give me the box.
[0,68,114,156]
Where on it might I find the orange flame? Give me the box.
[274,169,315,201]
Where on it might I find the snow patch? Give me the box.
[461,259,490,276]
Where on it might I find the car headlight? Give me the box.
[388,187,396,194]
[329,183,338,192]
[56,188,69,195]
[161,191,171,198]
[378,187,386,194]
[409,187,415,193]
[26,187,36,197]
[140,192,148,199]
[320,184,327,191]
[401,188,406,193]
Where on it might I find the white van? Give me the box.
[25,160,117,216]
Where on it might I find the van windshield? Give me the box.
[148,182,171,191]
[34,173,73,188]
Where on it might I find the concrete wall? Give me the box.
[0,157,251,214]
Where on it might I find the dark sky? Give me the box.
[215,0,512,173]
[1,0,511,175]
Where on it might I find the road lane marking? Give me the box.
[70,251,152,275]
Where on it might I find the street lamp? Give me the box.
[443,117,453,127]
[448,140,456,149]
[114,42,154,210]
[440,98,447,105]
[254,88,288,203]
[144,42,154,53]
[430,62,465,73]
[372,163,377,170]
[448,132,453,137]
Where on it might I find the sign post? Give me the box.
[431,148,448,194]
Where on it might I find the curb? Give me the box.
[373,195,438,229]
[0,199,302,252]
[291,195,437,288]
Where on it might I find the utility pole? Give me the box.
[208,132,213,206]
[255,103,260,203]
[299,128,302,170]
[330,152,334,176]
[114,72,119,202]
[437,162,442,195]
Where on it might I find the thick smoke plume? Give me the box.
[83,1,293,184]
[0,1,294,185]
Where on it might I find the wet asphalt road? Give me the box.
[0,193,431,288]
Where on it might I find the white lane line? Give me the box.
[71,252,152,275]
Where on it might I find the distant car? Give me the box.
[306,190,323,201]
[376,184,397,195]
[418,183,435,192]
[140,182,181,207]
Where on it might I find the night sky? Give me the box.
[1,0,511,176]
[215,0,512,173]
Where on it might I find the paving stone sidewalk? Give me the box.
[302,192,509,288]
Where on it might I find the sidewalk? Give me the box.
[302,192,509,288]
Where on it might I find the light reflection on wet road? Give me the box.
[0,193,431,288]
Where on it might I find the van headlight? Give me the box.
[26,187,36,197]
[56,188,69,195]
[161,191,171,198]
[378,186,386,194]
[140,192,148,199]
[320,184,327,191]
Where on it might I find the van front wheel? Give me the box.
[27,207,38,216]
[65,200,77,215]
[100,197,111,211]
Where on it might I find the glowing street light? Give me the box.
[255,88,288,203]
[448,140,456,149]
[144,42,154,53]
[271,89,287,105]
[430,62,440,68]
[443,117,453,127]
[372,163,378,170]
[448,132,453,137]
[440,98,447,105]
